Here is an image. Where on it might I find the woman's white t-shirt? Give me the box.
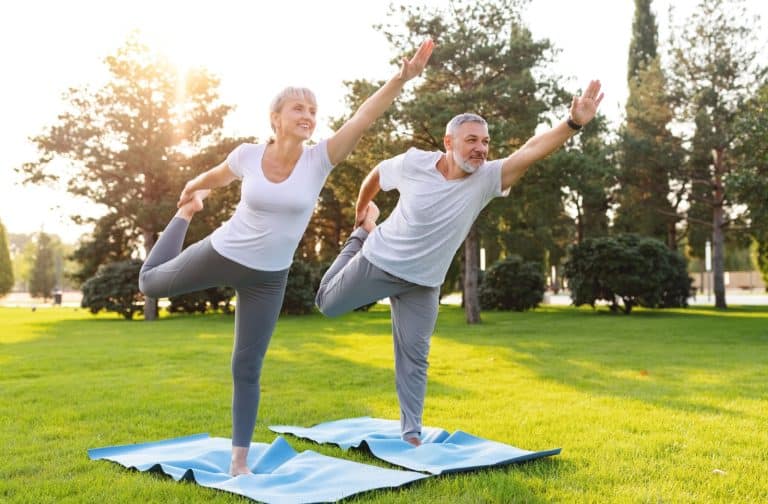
[210,140,333,271]
[362,148,508,287]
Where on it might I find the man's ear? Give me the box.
[443,134,452,152]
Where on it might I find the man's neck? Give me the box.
[437,153,470,181]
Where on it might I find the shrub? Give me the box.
[81,259,143,319]
[168,287,235,314]
[479,255,545,311]
[564,234,694,314]
[281,259,321,315]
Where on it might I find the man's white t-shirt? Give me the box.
[210,140,333,271]
[362,148,508,287]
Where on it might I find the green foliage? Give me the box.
[615,56,682,246]
[29,232,56,299]
[0,219,13,296]
[168,287,235,314]
[564,234,693,314]
[70,212,137,284]
[627,0,658,82]
[80,259,143,319]
[757,239,768,290]
[281,259,323,316]
[732,82,768,285]
[479,255,545,311]
[552,115,616,244]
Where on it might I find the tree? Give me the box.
[731,82,768,287]
[0,219,13,296]
[18,32,233,320]
[372,0,563,323]
[668,0,765,308]
[614,0,683,248]
[29,232,56,300]
[553,114,616,244]
[9,233,34,292]
[80,259,144,319]
[627,0,658,82]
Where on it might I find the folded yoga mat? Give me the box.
[270,417,561,475]
[88,433,428,504]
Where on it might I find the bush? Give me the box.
[81,259,143,319]
[479,255,545,311]
[168,287,235,314]
[564,234,694,314]
[281,259,322,315]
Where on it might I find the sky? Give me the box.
[1,0,766,243]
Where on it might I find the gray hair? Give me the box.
[269,86,317,133]
[445,113,487,136]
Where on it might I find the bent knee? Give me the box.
[315,297,343,318]
[138,270,162,298]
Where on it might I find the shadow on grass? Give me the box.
[432,305,768,417]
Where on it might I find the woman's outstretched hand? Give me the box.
[397,38,435,82]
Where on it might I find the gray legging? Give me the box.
[138,217,288,448]
[315,228,440,441]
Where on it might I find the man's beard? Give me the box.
[453,151,481,174]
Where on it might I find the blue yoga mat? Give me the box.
[88,433,428,503]
[270,417,561,475]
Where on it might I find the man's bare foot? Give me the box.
[361,201,380,233]
[229,446,251,476]
[405,436,422,447]
[176,189,211,221]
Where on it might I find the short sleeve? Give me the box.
[377,153,407,191]
[311,139,334,177]
[484,159,509,202]
[226,144,245,179]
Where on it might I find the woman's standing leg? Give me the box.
[228,269,289,475]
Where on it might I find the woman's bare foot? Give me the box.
[176,189,211,221]
[229,446,251,476]
[361,201,380,233]
[405,436,422,447]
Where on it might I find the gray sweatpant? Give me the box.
[315,228,440,441]
[138,217,288,448]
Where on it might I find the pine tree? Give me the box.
[614,0,682,248]
[29,232,56,300]
[0,219,14,296]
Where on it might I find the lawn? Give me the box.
[1,304,766,503]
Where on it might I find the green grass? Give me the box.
[1,304,767,503]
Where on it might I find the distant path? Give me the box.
[3,290,767,308]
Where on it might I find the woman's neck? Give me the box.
[268,136,304,166]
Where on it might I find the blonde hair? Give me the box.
[268,87,317,143]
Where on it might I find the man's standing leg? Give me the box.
[389,285,440,445]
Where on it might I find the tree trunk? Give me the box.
[463,224,481,324]
[712,148,727,309]
[143,231,158,321]
[667,221,677,251]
